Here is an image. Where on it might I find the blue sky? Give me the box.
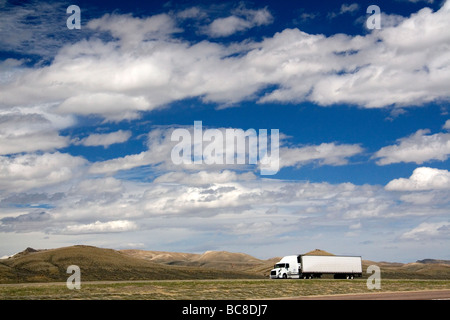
[0,0,449,263]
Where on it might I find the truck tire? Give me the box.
[282,273,287,279]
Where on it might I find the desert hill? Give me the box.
[0,245,263,283]
[417,259,450,265]
[120,249,278,278]
[303,249,334,256]
[1,246,449,283]
[120,249,271,270]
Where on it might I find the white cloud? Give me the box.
[205,16,253,37]
[87,13,182,47]
[88,126,362,175]
[328,3,360,19]
[0,163,448,261]
[340,3,360,14]
[374,129,450,165]
[74,130,132,148]
[0,107,74,155]
[72,177,124,195]
[177,7,207,20]
[385,167,450,191]
[0,152,87,192]
[0,2,450,261]
[401,221,450,241]
[62,220,138,234]
[154,170,256,186]
[261,2,450,108]
[89,151,153,175]
[58,93,150,121]
[1,1,450,120]
[443,120,450,130]
[89,128,174,174]
[280,143,363,169]
[203,7,273,37]
[0,114,68,155]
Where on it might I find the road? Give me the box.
[287,289,450,300]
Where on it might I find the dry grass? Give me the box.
[0,279,449,300]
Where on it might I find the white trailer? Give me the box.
[270,255,362,279]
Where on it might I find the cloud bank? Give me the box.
[1,2,450,121]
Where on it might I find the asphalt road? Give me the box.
[288,289,450,300]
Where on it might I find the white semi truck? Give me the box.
[270,255,362,279]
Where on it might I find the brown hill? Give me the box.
[303,249,335,256]
[120,249,275,276]
[120,249,198,264]
[1,246,449,283]
[0,245,263,284]
[417,259,450,265]
[361,260,450,280]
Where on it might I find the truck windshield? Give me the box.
[274,263,288,268]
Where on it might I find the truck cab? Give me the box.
[270,255,300,279]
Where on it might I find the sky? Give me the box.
[0,0,449,263]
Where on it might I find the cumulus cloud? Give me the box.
[385,167,450,191]
[72,177,124,195]
[260,2,450,108]
[154,170,256,186]
[0,107,74,155]
[401,221,450,241]
[58,93,150,121]
[0,113,68,155]
[328,3,360,19]
[176,7,207,20]
[280,143,363,169]
[0,1,449,260]
[87,13,182,47]
[88,126,362,175]
[0,211,52,233]
[203,6,273,37]
[374,129,450,165]
[0,173,434,240]
[444,120,450,130]
[0,152,87,192]
[74,130,132,148]
[1,1,450,120]
[0,162,448,258]
[61,220,138,234]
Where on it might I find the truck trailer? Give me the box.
[270,255,362,279]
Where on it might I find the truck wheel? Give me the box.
[282,273,287,279]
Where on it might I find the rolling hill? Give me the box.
[0,245,449,283]
[0,245,263,283]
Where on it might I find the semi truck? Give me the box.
[270,255,362,279]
